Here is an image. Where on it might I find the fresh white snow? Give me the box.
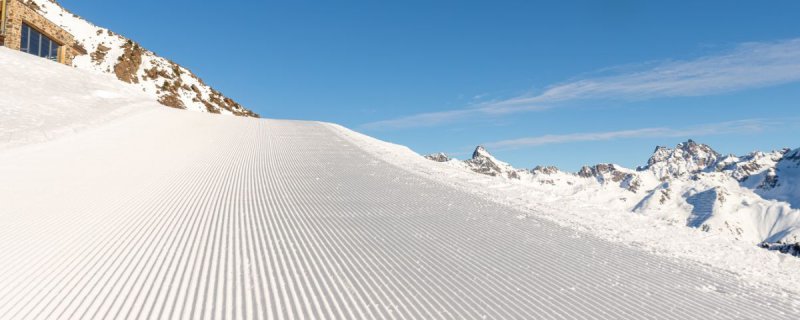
[0,48,153,149]
[2,46,800,318]
[337,126,800,302]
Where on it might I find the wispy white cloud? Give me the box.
[484,119,775,150]
[363,38,800,130]
[361,104,549,130]
[502,38,800,105]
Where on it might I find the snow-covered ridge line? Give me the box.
[329,124,800,298]
[28,0,257,117]
[425,141,800,251]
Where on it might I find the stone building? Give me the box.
[0,0,84,64]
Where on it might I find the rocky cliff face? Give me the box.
[463,146,529,179]
[642,139,721,179]
[28,0,258,117]
[424,153,451,163]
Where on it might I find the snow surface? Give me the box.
[337,130,800,303]
[2,47,800,318]
[0,48,153,149]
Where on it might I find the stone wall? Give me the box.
[2,0,81,64]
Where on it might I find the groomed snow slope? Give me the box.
[1,48,799,319]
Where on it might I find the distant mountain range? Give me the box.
[29,0,258,117]
[426,140,800,255]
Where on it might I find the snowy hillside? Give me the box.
[426,142,800,252]
[0,47,156,148]
[3,42,800,317]
[26,0,258,117]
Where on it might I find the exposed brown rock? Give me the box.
[201,101,221,114]
[91,44,110,64]
[114,41,144,84]
[143,66,173,80]
[659,189,671,204]
[157,93,184,109]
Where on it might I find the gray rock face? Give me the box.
[578,164,641,192]
[760,242,800,257]
[649,139,720,167]
[424,153,451,162]
[464,146,523,179]
[532,165,560,175]
[643,139,722,179]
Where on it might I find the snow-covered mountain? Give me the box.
[427,141,800,253]
[641,139,721,179]
[27,0,257,117]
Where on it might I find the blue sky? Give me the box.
[62,0,800,171]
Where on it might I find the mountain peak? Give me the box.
[644,139,721,179]
[472,145,492,159]
[464,146,521,179]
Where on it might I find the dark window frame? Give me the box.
[20,22,60,61]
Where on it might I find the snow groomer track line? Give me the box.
[0,49,798,319]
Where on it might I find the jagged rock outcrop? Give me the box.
[578,164,642,192]
[424,153,451,162]
[464,146,525,179]
[760,242,800,257]
[29,0,258,117]
[532,165,560,175]
[642,139,721,179]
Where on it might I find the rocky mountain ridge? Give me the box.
[426,141,800,255]
[27,0,258,117]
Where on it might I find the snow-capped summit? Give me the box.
[471,145,494,159]
[425,140,800,254]
[26,0,257,117]
[425,146,528,179]
[643,139,721,179]
[464,146,527,179]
